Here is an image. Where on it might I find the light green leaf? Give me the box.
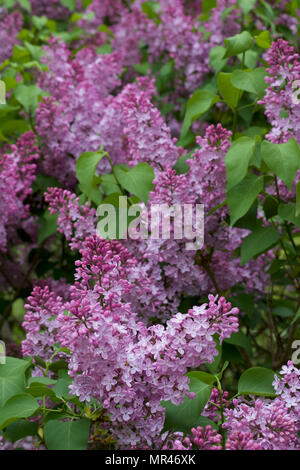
[261,139,300,189]
[238,367,277,397]
[217,72,241,109]
[60,0,76,10]
[255,30,272,48]
[209,46,227,73]
[238,0,256,14]
[76,150,107,199]
[18,0,31,11]
[223,31,254,58]
[225,137,255,190]
[14,84,44,113]
[180,90,219,138]
[114,163,154,204]
[231,67,267,96]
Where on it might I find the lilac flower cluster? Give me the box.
[259,39,300,144]
[22,234,239,447]
[0,132,38,253]
[0,9,22,64]
[171,425,222,450]
[223,363,300,450]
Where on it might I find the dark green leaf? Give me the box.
[227,174,264,225]
[0,394,39,430]
[240,226,280,265]
[44,418,91,450]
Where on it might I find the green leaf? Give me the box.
[232,293,254,316]
[209,46,227,73]
[52,370,72,399]
[273,306,294,318]
[217,72,241,109]
[18,0,31,11]
[0,357,31,407]
[60,0,76,10]
[24,41,43,61]
[223,31,254,58]
[0,394,39,430]
[0,81,6,105]
[225,136,255,190]
[261,139,300,190]
[296,181,300,217]
[14,84,44,113]
[238,0,256,14]
[26,383,57,401]
[11,298,25,321]
[231,67,267,97]
[202,0,217,13]
[27,377,56,386]
[44,418,91,450]
[4,420,38,443]
[162,378,212,433]
[263,195,279,220]
[180,90,219,138]
[255,30,272,48]
[238,367,277,397]
[100,173,122,195]
[76,150,107,199]
[224,331,251,353]
[173,154,191,175]
[114,163,154,204]
[32,15,49,30]
[141,1,160,19]
[227,174,264,225]
[291,308,300,325]
[240,226,280,265]
[278,203,300,229]
[186,371,217,385]
[38,210,58,244]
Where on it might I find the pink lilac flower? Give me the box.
[22,285,66,361]
[225,431,262,450]
[203,387,231,423]
[30,0,73,20]
[203,0,241,48]
[36,39,123,186]
[0,132,38,252]
[170,425,222,450]
[22,233,239,447]
[45,188,98,250]
[0,10,22,64]
[259,39,300,144]
[224,396,299,450]
[273,361,300,427]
